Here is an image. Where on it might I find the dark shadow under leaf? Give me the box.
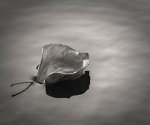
[45,71,90,98]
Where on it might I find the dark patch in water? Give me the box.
[45,71,90,98]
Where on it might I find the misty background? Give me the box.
[0,0,150,125]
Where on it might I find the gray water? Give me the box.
[1,0,150,125]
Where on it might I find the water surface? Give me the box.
[0,0,150,125]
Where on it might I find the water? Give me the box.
[0,0,150,125]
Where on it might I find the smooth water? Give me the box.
[0,0,150,125]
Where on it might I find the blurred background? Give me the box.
[0,0,150,125]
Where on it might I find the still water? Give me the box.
[0,0,150,125]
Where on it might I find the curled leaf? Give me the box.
[37,44,89,84]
